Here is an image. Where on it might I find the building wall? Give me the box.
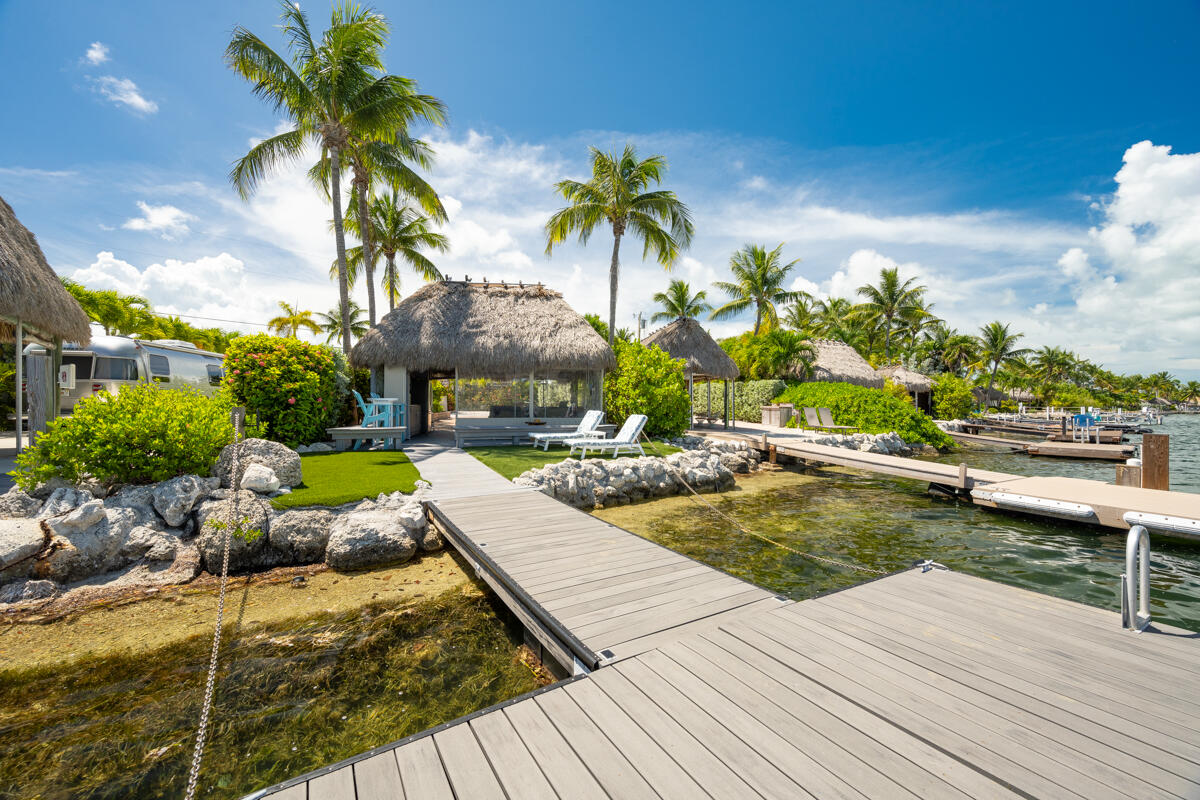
[383,366,408,401]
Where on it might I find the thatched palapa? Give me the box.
[351,281,614,378]
[878,364,933,393]
[0,195,90,343]
[809,339,883,388]
[643,318,739,380]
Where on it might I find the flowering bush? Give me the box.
[223,334,338,446]
[13,384,262,489]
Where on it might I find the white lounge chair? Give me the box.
[567,414,647,458]
[529,409,605,450]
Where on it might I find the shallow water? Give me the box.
[0,576,542,800]
[596,461,1200,632]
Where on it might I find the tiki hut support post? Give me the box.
[14,319,21,452]
[642,318,739,429]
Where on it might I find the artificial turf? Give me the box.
[272,450,422,509]
[467,441,681,480]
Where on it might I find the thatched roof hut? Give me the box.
[643,318,738,380]
[809,339,882,388]
[878,364,933,393]
[972,386,1008,406]
[351,281,614,378]
[0,196,90,343]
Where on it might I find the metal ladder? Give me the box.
[1121,524,1152,632]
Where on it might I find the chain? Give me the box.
[184,410,243,800]
[648,433,889,576]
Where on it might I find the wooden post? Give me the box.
[957,462,968,490]
[1141,434,1169,491]
[768,444,777,464]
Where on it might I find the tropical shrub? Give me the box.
[932,374,975,421]
[719,331,813,379]
[223,334,338,446]
[13,384,263,489]
[774,381,952,448]
[881,378,912,402]
[605,340,689,437]
[1048,383,1102,409]
[725,379,787,422]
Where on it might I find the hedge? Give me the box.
[706,380,787,423]
[223,334,338,447]
[774,381,952,448]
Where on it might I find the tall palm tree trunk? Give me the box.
[329,146,353,354]
[608,230,623,346]
[753,306,762,336]
[354,175,377,326]
[386,254,397,312]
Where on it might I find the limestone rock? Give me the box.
[194,490,271,573]
[0,487,41,519]
[0,518,47,584]
[325,508,421,570]
[44,500,107,537]
[268,509,334,564]
[152,475,210,527]
[30,477,72,500]
[36,487,93,519]
[213,438,302,488]
[0,578,58,604]
[307,442,334,453]
[240,463,281,493]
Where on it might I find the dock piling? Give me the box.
[1141,434,1169,490]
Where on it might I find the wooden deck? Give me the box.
[249,567,1200,800]
[427,489,779,668]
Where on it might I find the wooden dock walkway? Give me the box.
[707,426,1200,538]
[249,567,1200,800]
[947,429,1138,460]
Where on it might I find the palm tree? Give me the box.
[760,329,815,378]
[227,2,416,354]
[1182,381,1200,405]
[977,321,1029,405]
[710,243,802,335]
[855,267,927,361]
[811,296,854,336]
[545,144,694,345]
[268,301,322,338]
[651,279,710,322]
[782,294,817,334]
[338,187,448,312]
[1032,346,1077,399]
[316,301,369,344]
[898,297,940,356]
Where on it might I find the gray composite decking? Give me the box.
[247,435,1200,799]
[252,567,1200,799]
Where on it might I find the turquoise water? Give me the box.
[599,415,1200,631]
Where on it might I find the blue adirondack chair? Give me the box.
[352,390,389,450]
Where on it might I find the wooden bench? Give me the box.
[326,425,407,451]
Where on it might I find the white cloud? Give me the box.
[0,166,77,179]
[1056,247,1093,280]
[122,201,194,239]
[91,76,158,115]
[84,42,109,65]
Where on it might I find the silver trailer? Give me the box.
[24,336,226,414]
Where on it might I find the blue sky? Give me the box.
[1,0,1197,378]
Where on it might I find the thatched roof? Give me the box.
[972,386,1008,405]
[1009,388,1036,403]
[351,281,615,377]
[809,339,883,388]
[0,196,91,344]
[643,318,739,380]
[878,364,932,393]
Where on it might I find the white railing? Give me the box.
[1120,524,1152,632]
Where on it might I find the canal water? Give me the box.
[597,414,1200,631]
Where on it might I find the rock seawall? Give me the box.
[513,438,761,509]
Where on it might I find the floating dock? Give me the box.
[946,429,1138,460]
[246,437,1200,800]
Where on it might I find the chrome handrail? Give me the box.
[1121,524,1151,632]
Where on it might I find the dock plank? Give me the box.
[469,711,558,800]
[432,723,505,800]
[307,766,355,800]
[351,752,403,800]
[393,735,454,800]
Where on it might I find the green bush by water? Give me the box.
[13,384,264,490]
[932,373,975,420]
[0,586,541,800]
[605,340,690,437]
[774,381,952,448]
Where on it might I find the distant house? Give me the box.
[350,280,614,437]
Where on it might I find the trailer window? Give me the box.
[148,355,170,383]
[206,364,224,386]
[61,354,93,380]
[94,357,139,381]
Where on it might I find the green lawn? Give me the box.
[272,450,422,509]
[467,441,681,480]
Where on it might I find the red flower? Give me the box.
[288,397,296,405]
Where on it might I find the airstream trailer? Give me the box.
[23,336,226,414]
